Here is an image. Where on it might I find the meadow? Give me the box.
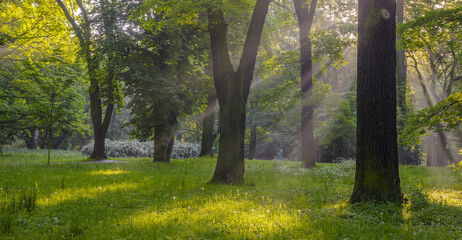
[1,150,461,239]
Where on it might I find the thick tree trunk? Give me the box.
[210,83,246,183]
[351,0,402,203]
[249,123,257,160]
[153,111,178,162]
[208,0,270,184]
[154,128,175,162]
[294,0,318,168]
[199,93,217,157]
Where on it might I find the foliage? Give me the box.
[123,0,208,142]
[401,92,462,145]
[0,153,461,238]
[0,0,77,62]
[80,139,200,159]
[18,57,90,146]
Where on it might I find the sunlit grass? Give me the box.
[0,152,461,239]
[87,168,130,175]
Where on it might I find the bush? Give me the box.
[80,139,199,159]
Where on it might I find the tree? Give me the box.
[199,63,218,157]
[125,0,207,162]
[293,0,318,168]
[350,0,402,203]
[399,1,462,166]
[208,0,271,184]
[19,57,88,163]
[56,0,124,160]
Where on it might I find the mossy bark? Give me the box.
[351,0,402,203]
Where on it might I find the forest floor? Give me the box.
[1,150,461,239]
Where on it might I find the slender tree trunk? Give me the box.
[294,0,318,168]
[57,0,115,160]
[199,92,217,157]
[409,54,453,165]
[249,123,257,160]
[208,0,270,184]
[32,129,39,150]
[351,0,402,203]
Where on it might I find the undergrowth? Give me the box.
[0,151,461,239]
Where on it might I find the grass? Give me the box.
[0,149,144,163]
[0,150,461,239]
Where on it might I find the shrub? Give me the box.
[80,139,199,159]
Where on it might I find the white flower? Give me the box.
[172,196,177,200]
[53,217,59,223]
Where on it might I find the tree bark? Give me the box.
[351,0,402,203]
[154,111,178,162]
[294,0,318,168]
[208,0,270,184]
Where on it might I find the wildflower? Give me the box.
[173,196,177,200]
[233,211,237,214]
[298,209,302,214]
[251,209,255,212]
[53,217,59,223]
[266,210,270,213]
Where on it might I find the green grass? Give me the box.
[0,149,145,163]
[1,150,461,239]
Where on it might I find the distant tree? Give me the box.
[125,1,207,162]
[351,0,402,203]
[293,0,318,168]
[208,0,271,184]
[199,63,217,157]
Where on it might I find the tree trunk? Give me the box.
[154,129,175,162]
[153,111,178,162]
[210,82,247,183]
[32,129,39,149]
[351,0,402,203]
[249,123,257,160]
[294,0,318,168]
[208,0,270,184]
[57,0,115,161]
[199,92,217,157]
[90,126,107,160]
[426,133,447,167]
